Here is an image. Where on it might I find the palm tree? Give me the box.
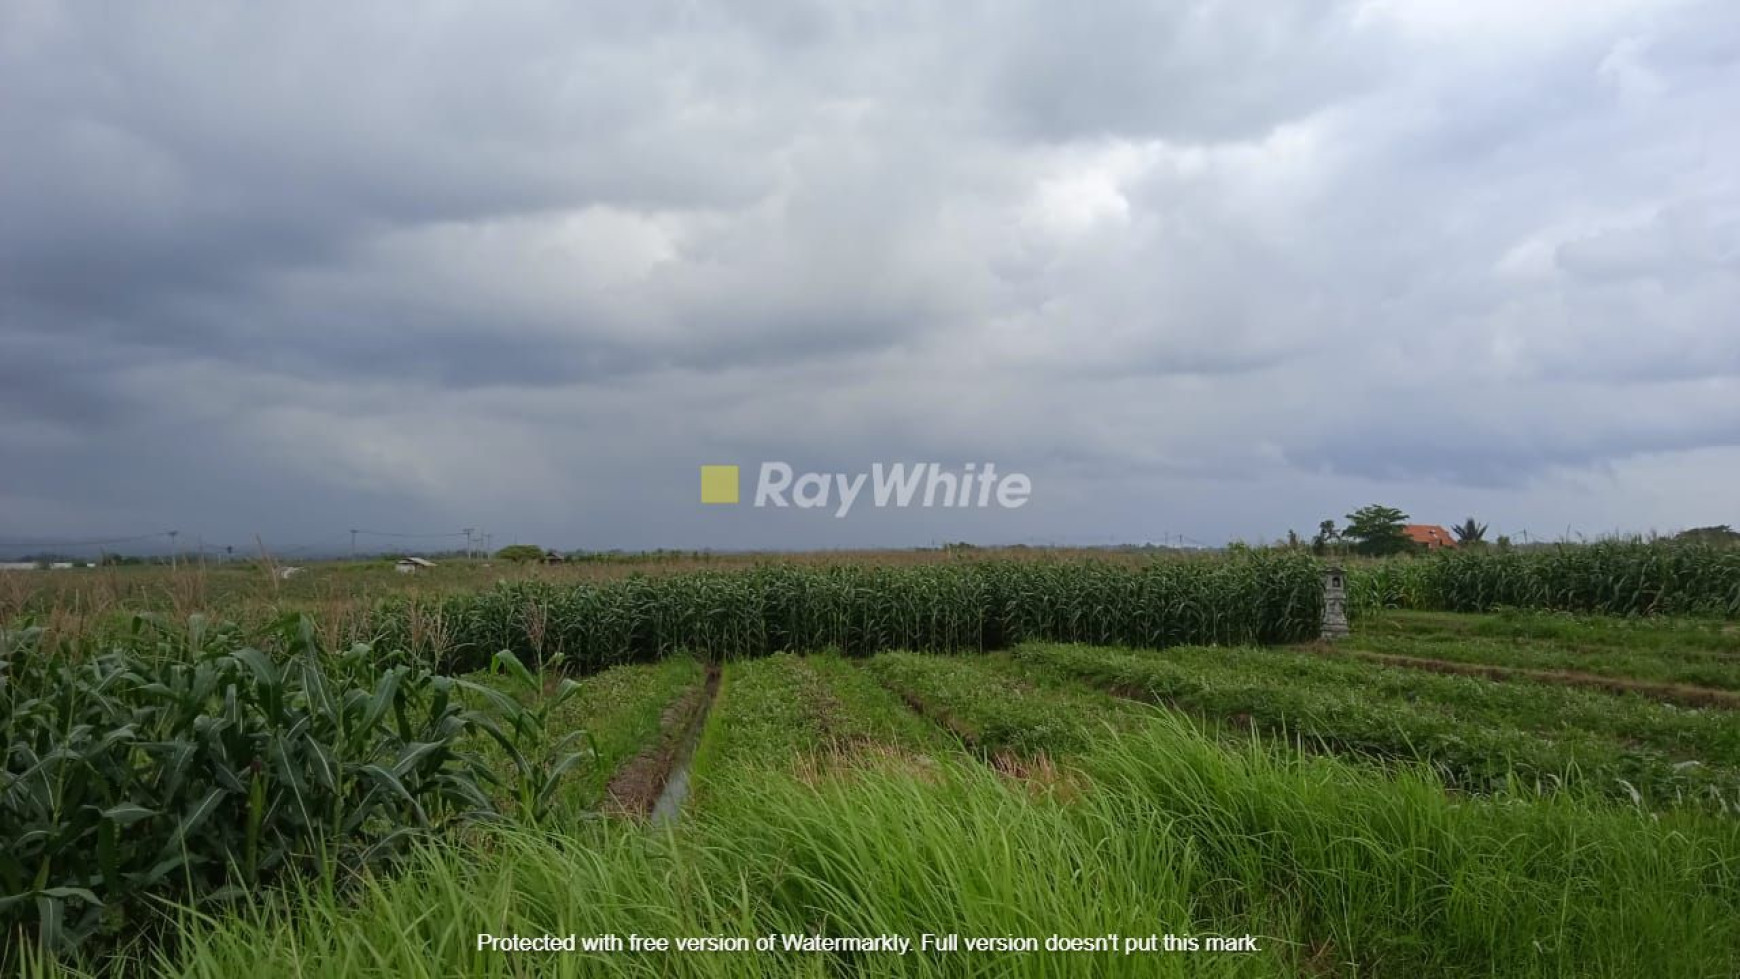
[1312,519,1341,556]
[1452,517,1488,546]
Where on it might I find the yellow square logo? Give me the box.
[699,465,740,504]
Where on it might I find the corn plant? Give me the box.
[0,615,534,960]
[1347,541,1740,617]
[456,651,594,826]
[369,552,1326,673]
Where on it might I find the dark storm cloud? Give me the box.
[1293,405,1740,489]
[3,0,1740,549]
[0,329,136,406]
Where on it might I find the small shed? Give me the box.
[395,556,438,574]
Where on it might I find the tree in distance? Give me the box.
[1673,524,1740,545]
[1343,504,1413,556]
[1312,519,1342,556]
[494,544,547,563]
[1453,517,1489,546]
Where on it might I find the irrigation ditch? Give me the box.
[606,666,721,821]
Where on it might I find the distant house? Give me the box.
[1403,524,1457,550]
[541,550,565,564]
[395,556,438,574]
[0,562,37,572]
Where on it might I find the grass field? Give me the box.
[6,549,1740,976]
[95,644,1740,978]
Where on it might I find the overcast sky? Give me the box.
[3,1,1738,555]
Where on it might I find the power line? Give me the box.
[3,527,494,560]
[350,530,470,540]
[0,531,177,549]
[268,534,357,557]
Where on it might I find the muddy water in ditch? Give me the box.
[650,668,720,827]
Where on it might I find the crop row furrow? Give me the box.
[863,652,1148,756]
[1012,643,1740,812]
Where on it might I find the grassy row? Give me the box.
[366,554,1325,673]
[1342,630,1740,691]
[799,656,955,754]
[1012,643,1740,810]
[1256,647,1740,763]
[687,657,822,779]
[1344,609,1740,690]
[58,720,1740,978]
[689,654,951,785]
[1368,608,1740,652]
[862,652,1148,756]
[1347,540,1740,616]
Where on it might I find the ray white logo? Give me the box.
[700,463,1031,518]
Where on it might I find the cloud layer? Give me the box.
[3,0,1738,552]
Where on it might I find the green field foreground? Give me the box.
[11,596,1740,977]
[72,696,1739,978]
[30,636,1735,978]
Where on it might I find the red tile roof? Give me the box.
[1403,524,1457,549]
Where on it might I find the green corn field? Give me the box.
[360,542,1740,676]
[1346,540,1740,616]
[366,552,1326,672]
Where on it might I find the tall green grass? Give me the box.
[62,718,1740,978]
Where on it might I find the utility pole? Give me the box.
[168,530,179,569]
[462,528,475,560]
